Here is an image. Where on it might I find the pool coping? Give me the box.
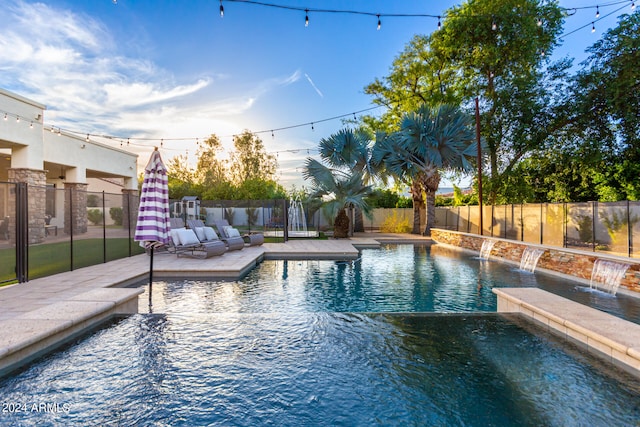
[494,288,640,378]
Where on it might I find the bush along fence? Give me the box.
[435,201,640,258]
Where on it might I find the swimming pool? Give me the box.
[1,244,639,426]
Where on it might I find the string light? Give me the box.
[632,1,636,10]
[596,5,600,18]
[537,17,542,26]
[86,134,90,142]
[491,20,497,31]
[3,113,6,120]
[220,0,224,17]
[377,14,381,30]
[592,21,596,32]
[437,16,441,30]
[16,116,20,123]
[30,122,33,129]
[305,9,309,27]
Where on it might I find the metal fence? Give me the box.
[0,183,305,284]
[435,202,640,258]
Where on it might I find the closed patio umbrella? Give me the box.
[134,148,171,309]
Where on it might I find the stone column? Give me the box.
[121,189,139,231]
[7,168,47,244]
[63,183,88,235]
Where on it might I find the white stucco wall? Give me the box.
[0,88,138,190]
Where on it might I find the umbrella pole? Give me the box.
[149,246,154,311]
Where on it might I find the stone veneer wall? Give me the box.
[7,168,46,244]
[431,228,640,295]
[63,183,88,235]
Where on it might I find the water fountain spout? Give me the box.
[519,247,545,273]
[288,196,308,237]
[479,239,497,260]
[590,259,630,295]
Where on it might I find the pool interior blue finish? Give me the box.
[1,244,640,426]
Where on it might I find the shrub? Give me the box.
[380,211,411,233]
[87,209,103,225]
[87,194,100,207]
[110,207,123,226]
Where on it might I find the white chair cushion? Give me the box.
[177,228,200,245]
[225,226,241,238]
[170,229,181,246]
[203,226,218,240]
[194,227,206,241]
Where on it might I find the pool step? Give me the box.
[493,288,640,378]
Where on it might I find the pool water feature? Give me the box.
[1,244,639,425]
[590,259,631,295]
[519,247,545,273]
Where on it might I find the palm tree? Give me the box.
[374,104,478,236]
[302,158,372,238]
[317,128,384,232]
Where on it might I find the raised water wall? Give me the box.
[431,229,640,295]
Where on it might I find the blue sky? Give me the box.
[0,0,634,190]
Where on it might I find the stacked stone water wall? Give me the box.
[431,228,640,294]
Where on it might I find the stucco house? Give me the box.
[0,88,139,243]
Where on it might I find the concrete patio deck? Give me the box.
[1,233,639,379]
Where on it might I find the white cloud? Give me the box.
[0,1,300,145]
[304,73,324,98]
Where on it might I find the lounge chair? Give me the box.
[167,218,227,258]
[187,219,244,251]
[214,219,264,246]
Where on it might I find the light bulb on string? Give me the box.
[50,126,54,132]
[160,139,164,148]
[57,128,61,136]
[219,0,224,17]
[305,9,309,27]
[86,134,90,142]
[596,6,600,18]
[311,122,314,131]
[30,122,33,129]
[632,1,636,10]
[377,15,381,30]
[437,16,441,30]
[127,138,130,146]
[537,17,542,27]
[16,116,20,123]
[3,113,6,120]
[491,20,497,31]
[271,130,275,139]
[592,22,596,32]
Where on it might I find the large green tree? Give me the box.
[196,134,232,199]
[229,130,278,184]
[365,0,565,204]
[504,12,640,203]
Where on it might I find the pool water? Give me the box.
[1,244,639,426]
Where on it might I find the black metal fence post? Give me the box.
[15,183,28,283]
[102,191,107,263]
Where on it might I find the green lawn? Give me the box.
[0,238,145,284]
